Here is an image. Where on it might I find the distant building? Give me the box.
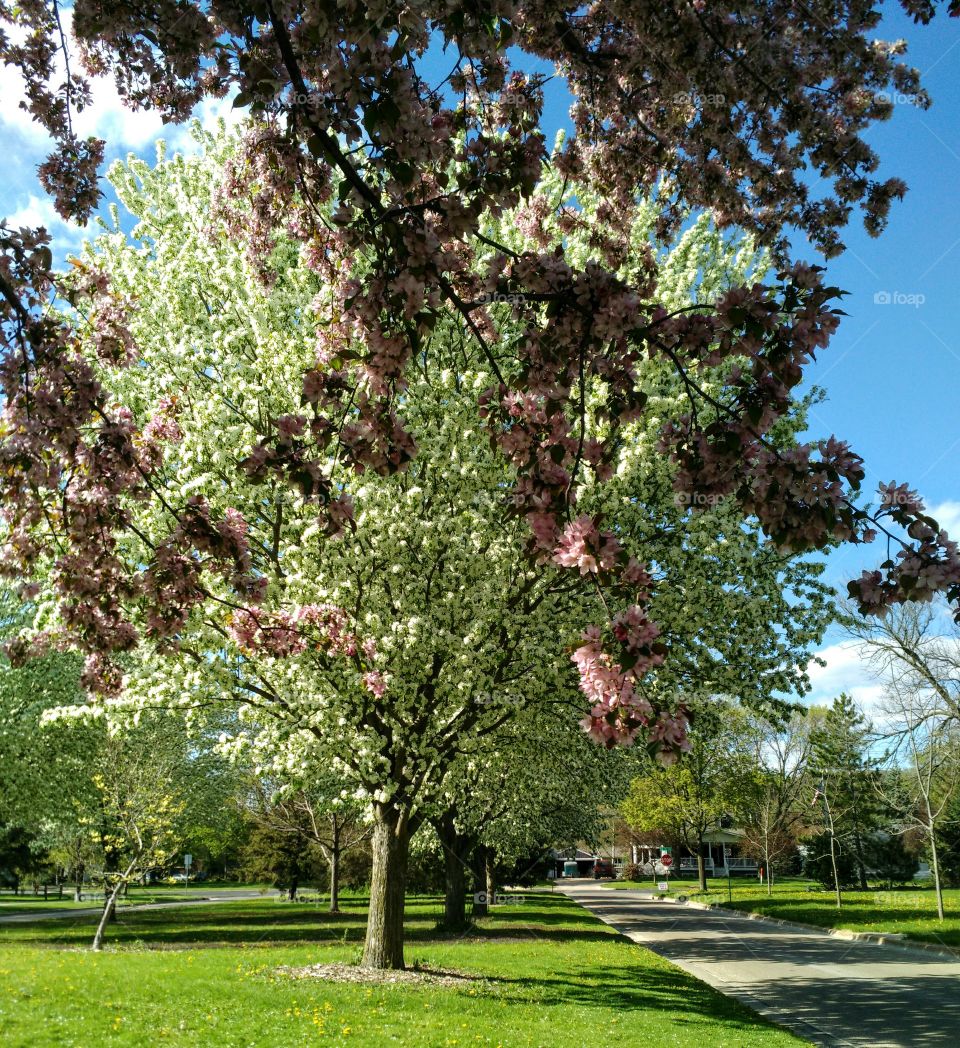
[631,826,759,877]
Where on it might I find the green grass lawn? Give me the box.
[0,891,809,1047]
[610,876,960,949]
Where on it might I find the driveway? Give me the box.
[558,880,960,1048]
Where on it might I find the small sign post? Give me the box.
[184,853,192,890]
[660,849,673,892]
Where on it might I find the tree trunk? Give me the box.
[92,889,120,951]
[361,804,411,970]
[929,818,946,922]
[74,864,84,903]
[104,884,117,921]
[485,850,495,903]
[471,845,489,918]
[288,874,299,902]
[852,826,869,891]
[329,818,341,914]
[433,812,473,932]
[829,831,842,910]
[696,850,707,893]
[92,858,137,951]
[443,847,468,930]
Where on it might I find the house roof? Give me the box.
[702,828,746,844]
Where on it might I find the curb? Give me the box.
[679,897,960,962]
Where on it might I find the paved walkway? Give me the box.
[558,880,960,1048]
[0,890,264,923]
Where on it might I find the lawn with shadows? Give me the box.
[611,877,960,949]
[0,890,809,1047]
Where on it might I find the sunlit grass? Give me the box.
[0,891,808,1047]
[611,876,960,948]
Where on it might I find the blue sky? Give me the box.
[3,6,958,709]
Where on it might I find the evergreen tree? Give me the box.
[810,695,881,891]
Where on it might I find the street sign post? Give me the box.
[184,854,192,890]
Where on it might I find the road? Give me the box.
[0,889,265,923]
[558,880,960,1048]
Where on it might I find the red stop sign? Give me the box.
[660,855,673,867]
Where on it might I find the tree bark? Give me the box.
[485,850,496,903]
[471,845,489,918]
[828,831,842,909]
[92,890,119,951]
[361,804,411,969]
[852,826,869,891]
[92,857,137,950]
[929,817,946,922]
[696,849,707,893]
[329,817,340,913]
[432,811,474,932]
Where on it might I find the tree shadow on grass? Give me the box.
[0,891,621,950]
[470,961,782,1035]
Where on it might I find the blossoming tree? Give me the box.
[2,1,960,774]
[3,129,842,965]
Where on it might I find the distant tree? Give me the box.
[846,601,960,919]
[811,695,880,892]
[88,721,189,950]
[0,587,100,877]
[865,833,918,889]
[935,789,960,889]
[845,601,960,726]
[621,698,757,891]
[741,710,817,895]
[240,770,370,910]
[240,818,322,901]
[871,683,960,920]
[802,831,858,892]
[0,825,40,893]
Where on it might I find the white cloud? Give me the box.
[928,500,960,538]
[803,641,885,713]
[4,193,88,253]
[0,11,240,155]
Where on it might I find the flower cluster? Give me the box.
[5,0,960,751]
[227,603,361,659]
[572,624,685,762]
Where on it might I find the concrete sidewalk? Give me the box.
[558,880,960,1048]
[0,890,264,923]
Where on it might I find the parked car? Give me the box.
[593,861,615,879]
[168,869,208,884]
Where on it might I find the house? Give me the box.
[551,848,601,878]
[631,826,759,877]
